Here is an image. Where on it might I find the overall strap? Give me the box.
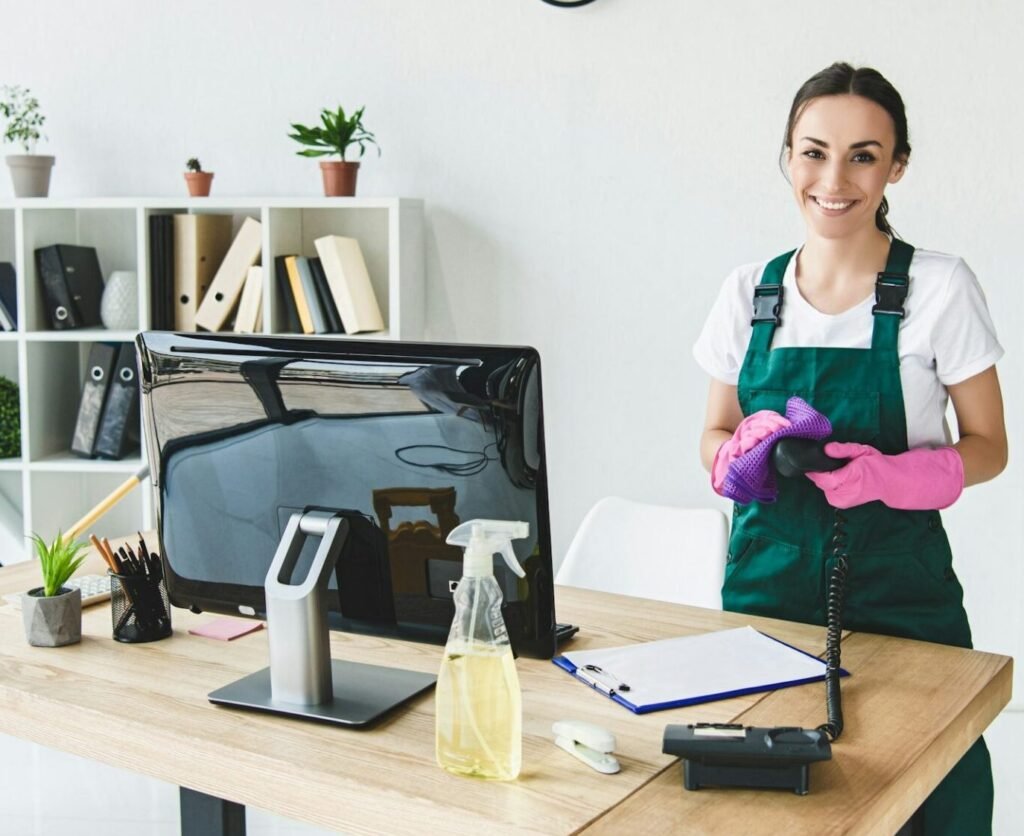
[870,238,914,351]
[748,249,795,352]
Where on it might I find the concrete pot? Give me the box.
[319,161,359,196]
[22,586,82,647]
[6,154,55,198]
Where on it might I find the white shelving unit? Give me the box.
[0,196,425,563]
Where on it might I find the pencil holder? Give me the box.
[109,572,172,643]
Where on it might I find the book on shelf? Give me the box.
[0,262,17,331]
[295,256,330,334]
[193,216,262,332]
[173,214,234,331]
[70,342,118,457]
[273,255,301,334]
[93,342,140,460]
[283,255,315,335]
[35,244,105,330]
[313,235,384,334]
[148,215,175,330]
[309,257,344,333]
[233,265,264,334]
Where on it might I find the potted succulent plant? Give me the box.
[0,85,54,198]
[288,104,380,196]
[184,158,214,197]
[22,532,89,647]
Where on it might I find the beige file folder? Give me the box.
[173,214,234,331]
[233,265,264,334]
[193,216,262,332]
[313,235,384,334]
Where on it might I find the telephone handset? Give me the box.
[663,438,850,794]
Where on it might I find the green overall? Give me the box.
[722,240,993,835]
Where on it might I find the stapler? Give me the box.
[552,720,621,774]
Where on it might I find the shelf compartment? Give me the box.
[24,339,139,462]
[0,340,21,462]
[142,205,262,332]
[265,206,392,336]
[20,207,138,332]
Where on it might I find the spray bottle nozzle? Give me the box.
[446,519,529,578]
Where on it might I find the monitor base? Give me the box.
[209,659,436,727]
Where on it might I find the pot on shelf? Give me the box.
[184,171,214,197]
[22,586,82,647]
[319,161,359,197]
[6,154,55,198]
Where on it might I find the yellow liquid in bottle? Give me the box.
[435,641,522,780]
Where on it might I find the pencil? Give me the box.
[89,534,118,574]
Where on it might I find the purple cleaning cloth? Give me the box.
[722,397,832,504]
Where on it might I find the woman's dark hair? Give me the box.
[781,62,911,238]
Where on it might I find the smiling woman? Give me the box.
[693,62,1007,836]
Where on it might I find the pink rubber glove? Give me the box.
[806,442,964,510]
[712,410,792,495]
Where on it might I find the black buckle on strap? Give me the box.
[751,284,784,326]
[872,272,909,318]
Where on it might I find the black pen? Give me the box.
[579,664,631,694]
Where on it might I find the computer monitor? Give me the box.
[137,332,559,659]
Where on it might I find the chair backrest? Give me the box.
[555,496,729,609]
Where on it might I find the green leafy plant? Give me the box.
[0,85,46,153]
[31,532,88,597]
[0,376,19,458]
[288,105,380,161]
[185,157,203,172]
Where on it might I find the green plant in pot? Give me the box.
[22,532,89,647]
[288,105,380,197]
[0,376,20,458]
[184,157,214,197]
[0,85,54,198]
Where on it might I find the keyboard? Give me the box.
[3,574,113,609]
[556,622,579,644]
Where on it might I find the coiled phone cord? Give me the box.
[817,509,849,742]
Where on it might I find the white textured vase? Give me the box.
[100,270,138,330]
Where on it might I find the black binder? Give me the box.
[273,255,301,334]
[0,262,16,330]
[309,256,344,333]
[35,245,104,330]
[148,215,175,330]
[94,343,141,460]
[70,342,118,457]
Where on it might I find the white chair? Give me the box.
[555,496,729,609]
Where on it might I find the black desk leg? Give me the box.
[179,787,246,836]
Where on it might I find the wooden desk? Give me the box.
[0,552,1011,835]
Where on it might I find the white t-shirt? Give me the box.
[692,247,1004,448]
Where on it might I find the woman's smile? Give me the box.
[810,195,859,215]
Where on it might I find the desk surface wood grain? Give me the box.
[0,549,1011,835]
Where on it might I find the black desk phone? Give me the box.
[663,438,849,795]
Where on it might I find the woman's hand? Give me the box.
[807,443,964,510]
[711,410,792,496]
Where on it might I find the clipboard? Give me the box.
[553,626,849,714]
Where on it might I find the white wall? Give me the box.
[2,0,1021,825]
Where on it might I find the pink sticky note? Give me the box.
[188,618,264,641]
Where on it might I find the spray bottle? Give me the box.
[435,519,528,780]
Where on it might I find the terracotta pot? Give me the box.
[22,586,82,647]
[6,154,55,197]
[319,161,360,197]
[184,171,214,197]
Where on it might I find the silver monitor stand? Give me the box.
[208,510,436,726]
